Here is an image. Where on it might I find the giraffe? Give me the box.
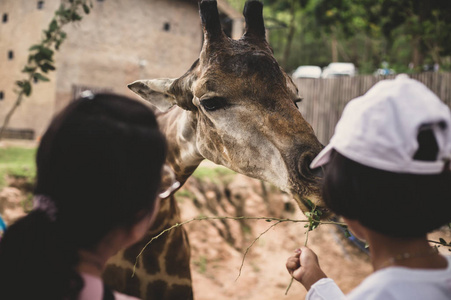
[103,1,325,299]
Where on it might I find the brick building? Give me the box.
[0,0,242,139]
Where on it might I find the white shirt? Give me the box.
[307,255,451,300]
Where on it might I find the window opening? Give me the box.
[0,91,4,100]
[8,50,13,60]
[163,22,170,32]
[37,1,44,10]
[2,13,8,23]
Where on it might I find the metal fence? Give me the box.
[294,72,451,144]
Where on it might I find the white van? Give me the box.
[321,62,356,78]
[292,65,322,79]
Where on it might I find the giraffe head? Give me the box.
[128,0,327,216]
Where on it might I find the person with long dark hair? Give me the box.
[0,93,169,299]
[286,75,451,299]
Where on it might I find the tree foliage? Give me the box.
[228,0,451,73]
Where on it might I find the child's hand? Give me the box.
[286,246,327,291]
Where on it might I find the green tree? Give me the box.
[370,0,451,69]
[228,0,451,73]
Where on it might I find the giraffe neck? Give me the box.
[103,107,201,299]
[157,107,204,184]
[104,195,192,299]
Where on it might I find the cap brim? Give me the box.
[310,143,334,169]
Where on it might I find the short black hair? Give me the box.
[322,150,451,238]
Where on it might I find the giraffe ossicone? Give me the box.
[105,1,326,299]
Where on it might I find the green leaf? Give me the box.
[40,62,56,73]
[23,81,32,97]
[305,198,314,209]
[43,30,51,40]
[70,12,83,21]
[22,66,37,73]
[83,4,90,14]
[55,4,65,16]
[34,73,50,82]
[29,44,41,51]
[40,47,54,59]
[16,80,25,87]
[49,19,58,32]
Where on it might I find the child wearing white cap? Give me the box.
[286,74,451,300]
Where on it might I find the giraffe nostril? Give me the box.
[297,152,318,180]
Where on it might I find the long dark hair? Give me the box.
[0,94,167,299]
[322,150,451,238]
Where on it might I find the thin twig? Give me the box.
[236,220,283,281]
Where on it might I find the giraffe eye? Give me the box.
[200,97,228,111]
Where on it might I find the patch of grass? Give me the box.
[0,147,37,189]
[251,262,261,273]
[176,189,195,200]
[193,166,236,184]
[193,255,208,274]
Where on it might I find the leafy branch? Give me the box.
[0,0,93,140]
[132,215,346,277]
[132,210,451,293]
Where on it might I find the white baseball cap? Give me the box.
[310,74,451,174]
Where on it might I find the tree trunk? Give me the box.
[0,93,24,141]
[331,34,338,62]
[411,35,423,69]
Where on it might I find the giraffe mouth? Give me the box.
[293,194,331,220]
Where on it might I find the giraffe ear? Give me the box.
[128,79,178,112]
